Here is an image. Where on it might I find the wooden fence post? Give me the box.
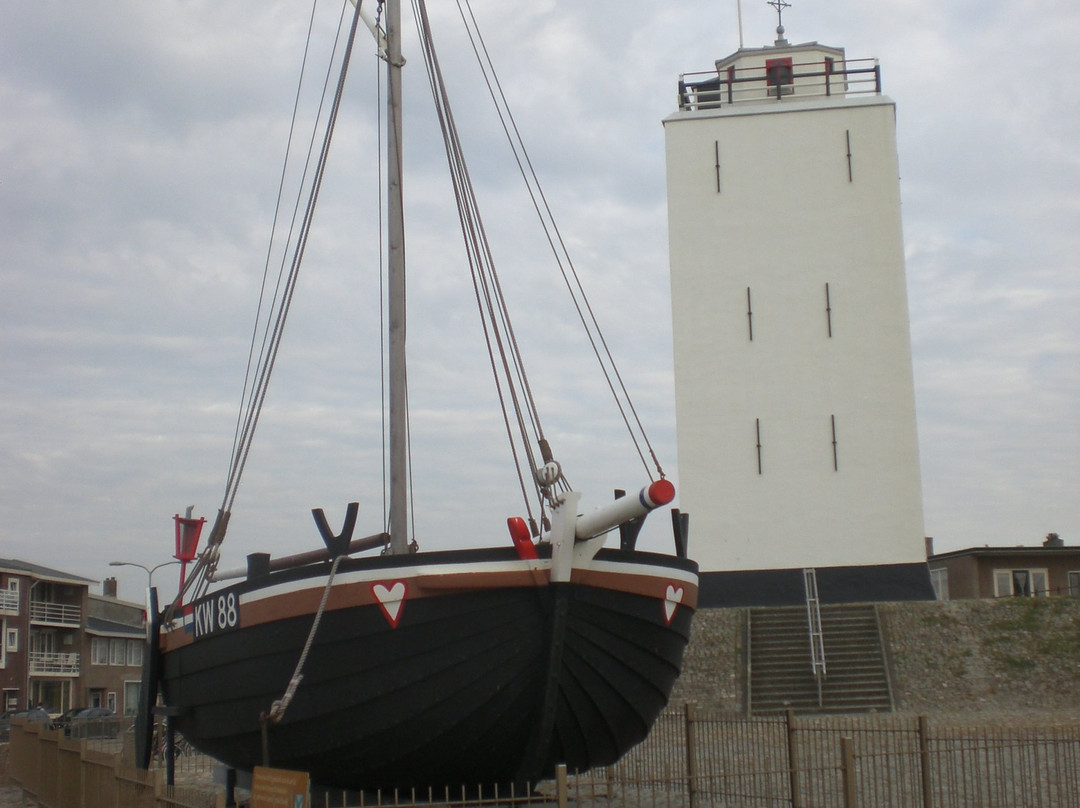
[840,736,856,808]
[555,763,569,808]
[919,714,934,808]
[114,751,123,808]
[786,709,802,808]
[685,702,699,808]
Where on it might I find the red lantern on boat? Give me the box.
[173,511,206,593]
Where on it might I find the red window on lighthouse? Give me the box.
[765,57,794,87]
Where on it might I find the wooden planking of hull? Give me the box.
[159,546,698,789]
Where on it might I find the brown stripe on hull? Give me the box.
[572,567,700,610]
[242,568,547,625]
[161,628,193,652]
[161,567,545,652]
[161,559,696,653]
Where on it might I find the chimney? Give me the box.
[1044,532,1064,548]
[103,577,118,598]
[924,536,934,558]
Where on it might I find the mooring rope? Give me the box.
[264,553,344,727]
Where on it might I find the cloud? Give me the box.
[1,0,1078,604]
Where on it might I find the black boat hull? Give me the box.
[159,546,697,789]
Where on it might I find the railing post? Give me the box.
[919,714,934,808]
[840,736,856,808]
[685,702,699,808]
[786,709,802,808]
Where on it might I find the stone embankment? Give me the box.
[672,596,1080,715]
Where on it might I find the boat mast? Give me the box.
[386,0,409,554]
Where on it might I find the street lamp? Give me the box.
[108,560,181,593]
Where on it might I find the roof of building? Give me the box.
[0,558,95,586]
[89,592,144,611]
[86,616,145,638]
[930,545,1079,562]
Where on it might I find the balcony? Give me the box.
[29,651,80,676]
[0,590,17,616]
[29,600,81,626]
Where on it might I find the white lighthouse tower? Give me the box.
[666,6,933,606]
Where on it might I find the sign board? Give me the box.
[250,766,310,808]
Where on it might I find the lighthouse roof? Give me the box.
[716,41,845,73]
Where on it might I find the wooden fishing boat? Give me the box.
[138,0,698,791]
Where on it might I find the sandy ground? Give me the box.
[0,744,26,807]
[0,782,30,808]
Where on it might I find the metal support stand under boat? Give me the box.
[260,715,271,769]
[149,704,183,786]
[224,768,238,808]
[165,714,176,786]
[134,586,161,770]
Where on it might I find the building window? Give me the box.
[1068,571,1080,597]
[993,568,1049,597]
[765,57,794,95]
[123,681,141,717]
[92,638,109,665]
[5,628,17,652]
[126,640,143,667]
[109,639,126,666]
[1,579,19,615]
[930,568,949,601]
[107,692,117,712]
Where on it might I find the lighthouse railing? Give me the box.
[679,57,881,111]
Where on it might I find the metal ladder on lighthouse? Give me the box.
[803,568,827,706]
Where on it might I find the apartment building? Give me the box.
[927,534,1080,601]
[0,559,144,715]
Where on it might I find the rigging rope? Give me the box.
[410,0,666,534]
[174,0,368,610]
[412,0,553,531]
[452,0,666,482]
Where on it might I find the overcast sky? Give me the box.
[2,0,1077,604]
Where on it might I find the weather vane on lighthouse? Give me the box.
[767,0,792,45]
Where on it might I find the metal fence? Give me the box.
[590,707,1080,808]
[8,708,1080,808]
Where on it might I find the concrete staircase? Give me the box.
[747,604,894,714]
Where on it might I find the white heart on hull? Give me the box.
[372,581,407,627]
[663,584,684,625]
